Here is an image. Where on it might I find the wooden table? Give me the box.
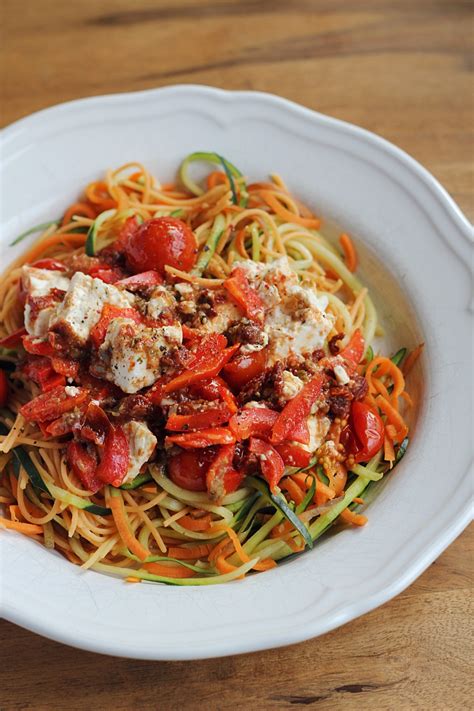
[1,1,472,708]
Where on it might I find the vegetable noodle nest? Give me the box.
[0,153,422,585]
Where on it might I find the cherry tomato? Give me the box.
[222,348,267,390]
[347,401,384,463]
[0,370,9,407]
[168,448,216,491]
[124,217,197,275]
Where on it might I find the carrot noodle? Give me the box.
[402,343,424,376]
[0,158,413,585]
[339,233,358,272]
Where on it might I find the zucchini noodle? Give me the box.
[0,155,417,586]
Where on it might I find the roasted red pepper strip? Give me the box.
[206,444,241,501]
[51,356,80,378]
[249,437,285,492]
[116,270,162,290]
[166,404,233,432]
[95,424,130,487]
[89,304,142,348]
[20,385,88,422]
[0,327,27,348]
[224,267,264,324]
[166,427,236,449]
[22,336,55,357]
[229,406,279,439]
[271,374,325,445]
[22,357,66,392]
[88,267,125,284]
[274,442,311,468]
[339,329,365,372]
[67,441,101,492]
[31,259,67,271]
[191,377,238,414]
[163,337,239,394]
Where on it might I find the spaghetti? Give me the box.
[0,154,422,585]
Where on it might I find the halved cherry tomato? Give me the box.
[30,259,67,271]
[274,442,311,468]
[124,217,197,275]
[339,330,365,372]
[67,441,101,492]
[346,401,384,463]
[249,437,285,492]
[0,327,27,348]
[221,348,267,390]
[165,427,235,449]
[224,267,265,324]
[0,370,9,407]
[168,448,216,491]
[271,374,325,445]
[229,405,309,443]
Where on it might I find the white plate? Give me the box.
[0,85,472,660]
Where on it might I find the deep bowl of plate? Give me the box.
[0,85,472,660]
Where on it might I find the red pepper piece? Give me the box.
[89,303,142,348]
[22,336,55,357]
[116,270,163,290]
[163,336,239,394]
[224,267,265,324]
[191,377,238,414]
[50,356,79,379]
[166,404,233,432]
[95,424,130,487]
[67,441,101,492]
[22,357,66,392]
[339,329,365,372]
[206,444,240,501]
[229,406,279,440]
[20,385,88,423]
[0,327,27,348]
[30,259,67,271]
[165,427,236,449]
[274,442,311,468]
[271,374,325,445]
[249,437,285,492]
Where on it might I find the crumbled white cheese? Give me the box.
[51,272,134,345]
[22,266,70,298]
[334,364,350,385]
[174,282,194,298]
[240,330,269,354]
[280,370,304,400]
[298,416,331,454]
[146,285,177,320]
[265,301,333,364]
[199,299,241,334]
[94,317,182,394]
[122,421,157,483]
[64,386,81,396]
[24,302,55,338]
[243,401,268,409]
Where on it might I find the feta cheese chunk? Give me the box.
[21,266,70,298]
[93,317,182,394]
[334,364,350,385]
[122,421,157,483]
[299,415,331,454]
[22,266,71,338]
[146,285,177,320]
[51,272,134,345]
[280,370,304,400]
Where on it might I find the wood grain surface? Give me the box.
[0,1,472,709]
